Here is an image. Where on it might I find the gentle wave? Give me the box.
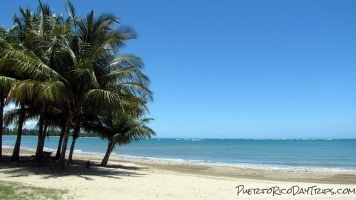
[112,153,355,172]
[2,136,356,172]
[170,138,341,141]
[175,138,205,141]
[3,144,356,172]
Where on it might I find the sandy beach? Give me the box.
[0,147,355,200]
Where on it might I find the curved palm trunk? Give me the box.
[55,126,65,160]
[67,135,77,164]
[0,98,4,160]
[100,141,114,167]
[67,119,80,164]
[55,111,73,170]
[43,120,48,141]
[10,104,25,162]
[34,115,45,163]
[42,120,49,148]
[34,117,50,163]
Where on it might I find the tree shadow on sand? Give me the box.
[0,155,147,181]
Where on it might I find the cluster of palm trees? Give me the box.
[0,1,155,169]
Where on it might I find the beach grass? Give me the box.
[0,181,68,200]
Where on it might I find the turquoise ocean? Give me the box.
[2,136,356,171]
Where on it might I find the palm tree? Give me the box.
[82,111,154,167]
[67,116,81,164]
[62,2,151,166]
[3,100,26,162]
[4,80,67,163]
[9,106,24,161]
[53,112,68,160]
[0,1,70,163]
[0,76,16,160]
[0,0,154,169]
[4,80,61,161]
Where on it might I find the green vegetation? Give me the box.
[2,128,99,137]
[0,0,155,169]
[0,181,68,200]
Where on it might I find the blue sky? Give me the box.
[1,0,356,139]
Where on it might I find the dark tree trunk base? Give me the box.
[101,141,114,167]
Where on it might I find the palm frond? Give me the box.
[84,89,127,111]
[0,38,65,81]
[111,115,155,146]
[41,80,69,103]
[0,76,17,95]
[4,106,39,127]
[4,109,19,126]
[6,80,43,103]
[65,0,76,20]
